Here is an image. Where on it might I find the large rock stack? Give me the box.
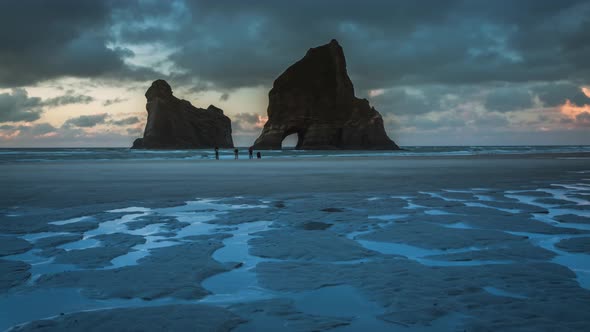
[132,80,234,149]
[253,39,398,150]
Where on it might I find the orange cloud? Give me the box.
[255,115,268,128]
[0,130,21,140]
[582,87,590,98]
[560,99,590,119]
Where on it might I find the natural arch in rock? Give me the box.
[281,132,300,149]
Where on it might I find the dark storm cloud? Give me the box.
[403,116,464,130]
[0,0,159,87]
[0,88,98,124]
[532,82,590,107]
[371,89,436,115]
[369,89,438,114]
[367,85,475,116]
[0,123,58,136]
[0,89,43,122]
[2,0,589,92]
[109,116,140,126]
[28,123,58,135]
[63,113,108,128]
[126,127,143,136]
[138,0,590,91]
[219,93,230,102]
[21,123,57,135]
[234,113,259,125]
[484,87,533,112]
[43,92,94,108]
[368,85,485,116]
[396,109,510,133]
[103,98,128,107]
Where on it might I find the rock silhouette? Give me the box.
[132,80,234,149]
[253,39,398,150]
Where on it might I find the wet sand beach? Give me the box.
[1,153,590,331]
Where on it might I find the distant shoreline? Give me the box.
[1,146,590,164]
[2,151,590,163]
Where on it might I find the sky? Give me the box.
[0,0,589,148]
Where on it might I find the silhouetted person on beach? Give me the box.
[248,146,254,159]
[257,152,261,159]
[214,147,219,160]
[234,148,239,159]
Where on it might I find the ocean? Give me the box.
[1,145,589,163]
